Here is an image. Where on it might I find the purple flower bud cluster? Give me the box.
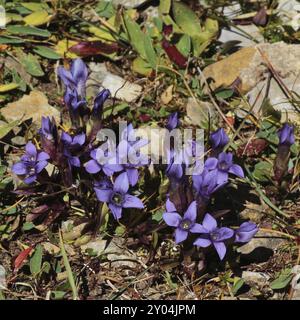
[58,59,88,111]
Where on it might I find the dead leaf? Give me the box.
[14,247,33,273]
[69,41,119,57]
[161,85,173,104]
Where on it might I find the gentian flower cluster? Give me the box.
[163,125,258,260]
[12,59,147,221]
[11,58,260,265]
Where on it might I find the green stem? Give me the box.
[59,230,79,300]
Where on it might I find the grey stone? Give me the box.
[105,238,140,268]
[242,271,270,286]
[87,62,142,102]
[237,231,286,255]
[218,24,264,48]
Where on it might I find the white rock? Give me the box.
[242,271,270,285]
[102,73,142,102]
[104,238,139,268]
[247,77,300,123]
[87,62,142,102]
[278,0,300,30]
[81,239,107,255]
[237,231,286,255]
[218,25,264,47]
[185,98,214,127]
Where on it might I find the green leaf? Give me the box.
[215,89,234,99]
[21,2,49,12]
[59,230,79,300]
[152,208,163,222]
[0,120,19,139]
[24,11,51,27]
[159,0,171,15]
[176,34,191,57]
[96,0,116,18]
[253,161,273,182]
[0,165,6,178]
[0,37,24,44]
[51,291,66,300]
[204,18,219,35]
[33,46,61,59]
[132,57,152,76]
[143,35,157,69]
[270,269,293,290]
[115,225,126,236]
[30,244,43,276]
[0,83,19,93]
[123,13,156,66]
[232,277,245,296]
[21,53,44,77]
[192,35,210,56]
[22,222,35,231]
[6,25,51,37]
[41,261,51,274]
[161,15,182,33]
[11,69,27,92]
[103,103,129,119]
[172,2,202,37]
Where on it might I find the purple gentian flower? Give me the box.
[163,200,204,244]
[210,128,229,150]
[92,89,110,116]
[40,116,57,141]
[58,58,88,97]
[278,123,295,146]
[61,132,85,167]
[194,213,234,260]
[166,148,184,180]
[85,146,123,176]
[235,221,258,243]
[205,152,244,184]
[94,172,144,219]
[12,142,50,184]
[193,169,225,201]
[64,86,86,110]
[117,140,148,186]
[166,112,179,131]
[116,124,148,185]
